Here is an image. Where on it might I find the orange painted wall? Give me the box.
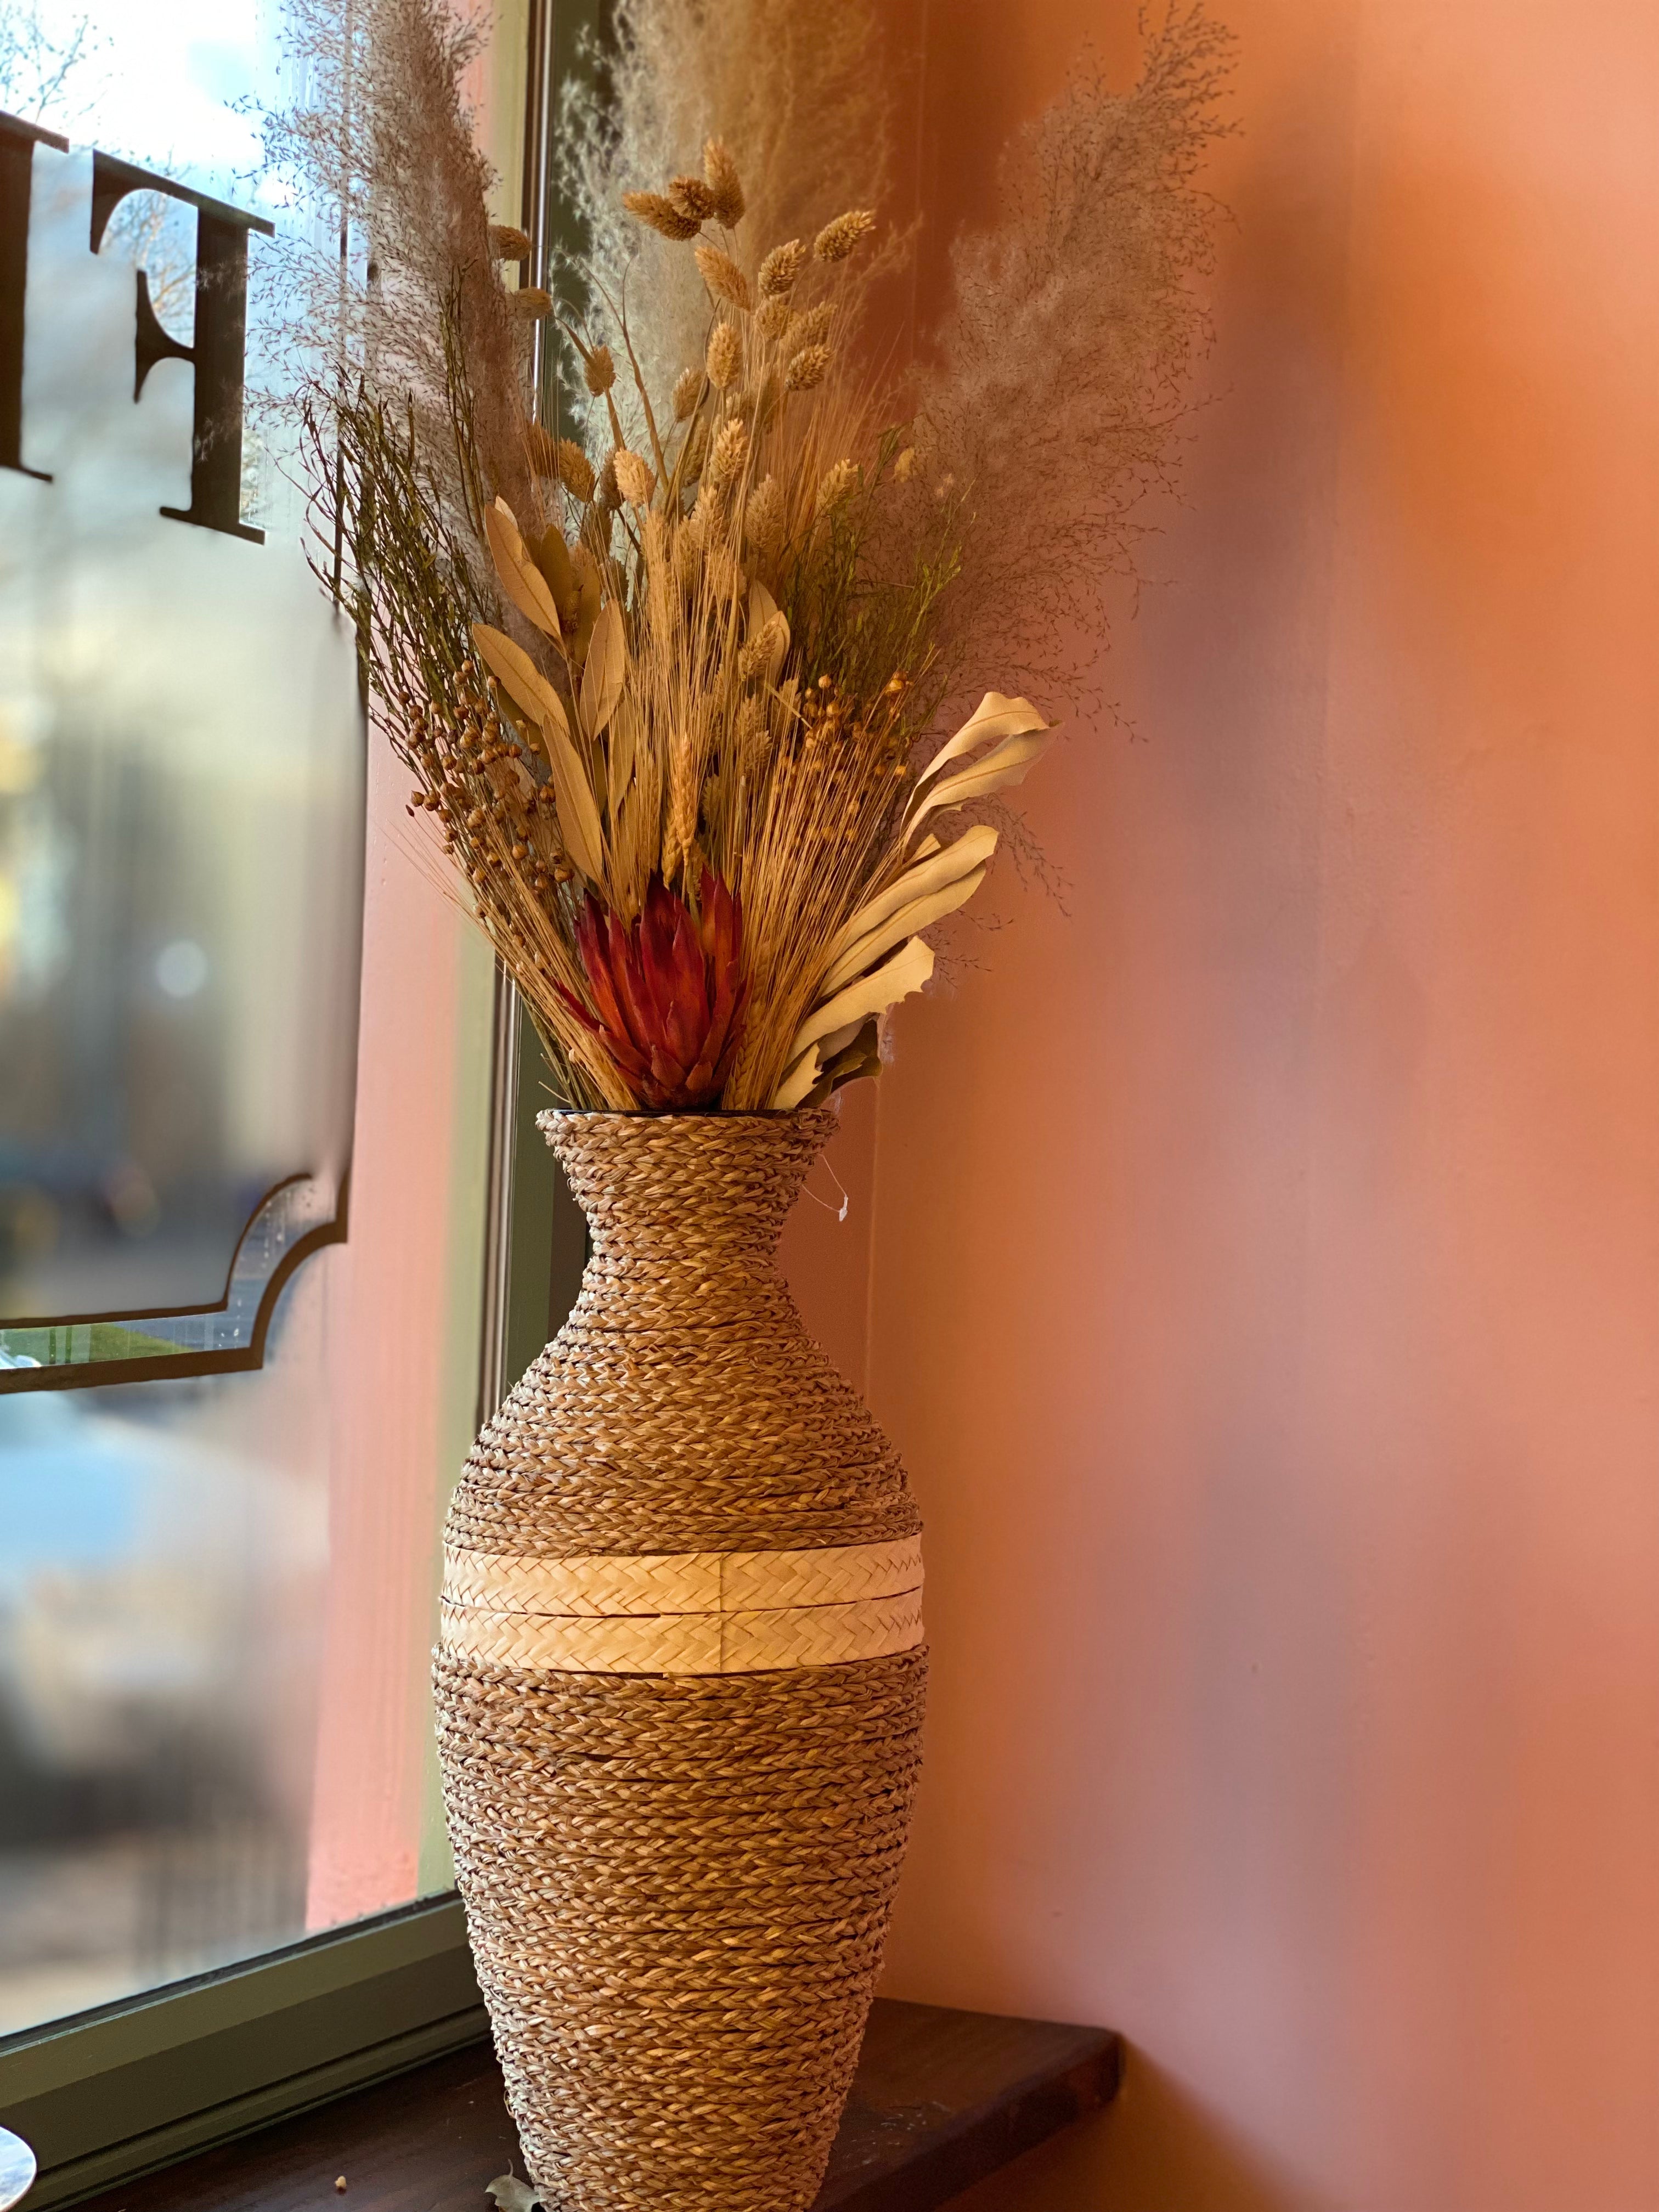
[786,0,1659,2203]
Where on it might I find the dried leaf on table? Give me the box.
[485,2176,540,2211]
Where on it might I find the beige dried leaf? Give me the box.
[484,500,561,637]
[706,319,743,390]
[470,623,561,741]
[578,600,627,738]
[758,239,807,296]
[906,729,1056,843]
[693,242,753,312]
[833,825,998,959]
[814,208,876,262]
[821,863,990,998]
[915,692,1050,789]
[622,189,701,241]
[486,2175,540,2211]
[613,448,656,507]
[702,137,745,226]
[787,935,934,1064]
[542,706,607,884]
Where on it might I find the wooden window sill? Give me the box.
[70,1999,1122,2211]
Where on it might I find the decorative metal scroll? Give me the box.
[0,114,364,1391]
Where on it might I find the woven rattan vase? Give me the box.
[433,1107,927,2212]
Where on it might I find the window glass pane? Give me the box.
[0,0,510,2037]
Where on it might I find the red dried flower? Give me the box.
[558,871,748,1111]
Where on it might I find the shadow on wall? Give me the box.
[942,2047,1327,2212]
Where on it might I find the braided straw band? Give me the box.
[441,1534,923,1675]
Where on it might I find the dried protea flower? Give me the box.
[558,872,748,1111]
[488,223,532,260]
[706,320,743,390]
[585,346,616,396]
[669,174,718,223]
[789,302,834,351]
[785,343,831,391]
[744,473,785,561]
[816,459,857,515]
[709,418,749,487]
[893,447,918,483]
[622,189,701,241]
[556,440,596,501]
[671,364,703,420]
[758,239,807,296]
[694,243,753,313]
[755,296,794,342]
[814,210,877,262]
[511,287,554,320]
[613,448,656,507]
[702,138,745,227]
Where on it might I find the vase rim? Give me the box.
[537,1105,837,1124]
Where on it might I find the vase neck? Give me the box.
[542,1110,837,1272]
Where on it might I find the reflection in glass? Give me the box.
[0,144,363,1339]
[0,1364,325,2033]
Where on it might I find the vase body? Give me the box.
[433,1108,927,2212]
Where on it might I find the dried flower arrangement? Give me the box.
[267,0,1232,1113]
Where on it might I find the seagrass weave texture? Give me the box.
[433,1110,928,2212]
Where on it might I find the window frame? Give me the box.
[0,0,602,2190]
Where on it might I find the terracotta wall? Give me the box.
[787,0,1659,2204]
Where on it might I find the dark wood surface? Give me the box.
[74,2000,1122,2212]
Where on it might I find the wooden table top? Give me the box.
[72,1999,1122,2212]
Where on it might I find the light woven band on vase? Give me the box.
[439,1534,924,1676]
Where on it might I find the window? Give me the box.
[0,0,594,2198]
